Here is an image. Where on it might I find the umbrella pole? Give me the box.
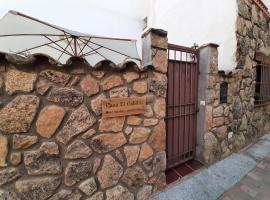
[74,37,77,56]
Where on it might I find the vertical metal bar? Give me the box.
[183,52,187,159]
[262,64,267,103]
[265,64,270,100]
[166,49,170,167]
[172,50,175,157]
[264,65,266,102]
[74,37,78,56]
[261,65,264,101]
[187,54,190,158]
[174,50,179,159]
[266,64,268,101]
[177,51,183,160]
[189,55,193,158]
[261,64,263,104]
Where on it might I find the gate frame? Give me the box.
[166,43,200,169]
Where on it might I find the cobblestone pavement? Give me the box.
[219,152,270,200]
[151,134,270,200]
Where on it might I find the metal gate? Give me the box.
[166,44,199,169]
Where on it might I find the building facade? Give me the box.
[0,0,269,199]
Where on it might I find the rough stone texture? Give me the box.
[24,143,61,175]
[40,69,71,86]
[9,152,22,166]
[129,127,151,144]
[127,115,143,125]
[57,105,96,144]
[0,167,20,186]
[47,87,83,107]
[123,71,140,83]
[149,72,167,98]
[139,143,154,161]
[148,121,166,151]
[0,134,8,166]
[151,33,168,50]
[90,93,106,115]
[153,151,166,174]
[101,74,123,91]
[153,173,166,192]
[0,95,39,133]
[122,166,147,191]
[144,118,159,126]
[137,185,153,200]
[124,145,140,167]
[125,126,133,135]
[78,177,97,196]
[153,98,166,118]
[86,192,103,200]
[97,154,123,189]
[36,78,51,95]
[13,134,38,150]
[199,0,270,165]
[65,140,92,159]
[214,126,228,140]
[106,185,134,200]
[63,190,82,200]
[15,177,61,200]
[80,74,100,96]
[48,189,72,200]
[204,132,220,164]
[5,69,37,94]
[40,142,59,155]
[0,190,20,200]
[115,149,124,162]
[65,161,92,186]
[82,129,96,139]
[99,116,125,132]
[109,86,129,98]
[144,105,154,118]
[91,132,127,153]
[93,157,102,174]
[0,29,168,199]
[133,81,148,94]
[152,50,168,73]
[68,76,80,86]
[49,189,82,200]
[36,105,66,138]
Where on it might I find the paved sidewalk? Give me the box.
[151,133,270,200]
[219,152,270,200]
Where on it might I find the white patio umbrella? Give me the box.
[0,10,141,67]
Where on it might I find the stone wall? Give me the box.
[0,29,168,200]
[200,0,270,164]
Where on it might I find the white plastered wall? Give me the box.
[147,0,238,71]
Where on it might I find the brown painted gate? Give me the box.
[166,44,199,169]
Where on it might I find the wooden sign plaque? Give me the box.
[102,97,146,118]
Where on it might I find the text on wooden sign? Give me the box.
[102,97,146,118]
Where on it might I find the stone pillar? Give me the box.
[196,43,220,164]
[142,28,168,73]
[141,28,168,192]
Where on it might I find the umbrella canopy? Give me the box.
[0,10,141,67]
